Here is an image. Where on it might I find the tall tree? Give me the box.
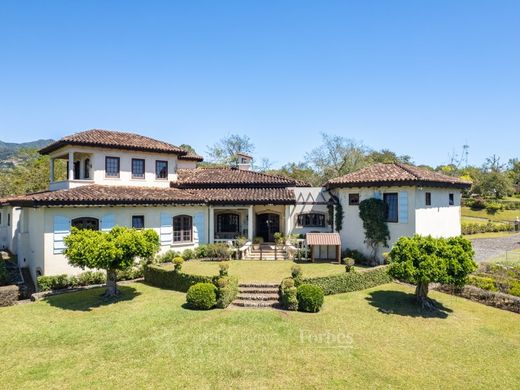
[305,133,369,182]
[207,134,254,164]
[266,162,321,186]
[367,149,412,164]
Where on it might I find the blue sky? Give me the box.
[0,0,519,168]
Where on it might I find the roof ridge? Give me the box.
[394,162,421,179]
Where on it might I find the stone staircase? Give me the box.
[232,283,280,308]
[245,244,288,260]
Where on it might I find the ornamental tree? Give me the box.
[359,198,390,263]
[64,226,160,297]
[388,235,476,310]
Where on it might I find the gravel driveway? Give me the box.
[470,233,520,262]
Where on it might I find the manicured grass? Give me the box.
[167,260,351,282]
[462,207,520,223]
[0,282,519,388]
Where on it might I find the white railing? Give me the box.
[239,241,253,259]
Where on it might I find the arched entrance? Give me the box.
[256,213,280,242]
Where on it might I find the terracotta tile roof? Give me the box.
[178,151,204,162]
[4,185,295,206]
[7,185,205,206]
[327,163,471,189]
[39,129,190,156]
[191,188,295,205]
[306,233,341,246]
[175,167,309,188]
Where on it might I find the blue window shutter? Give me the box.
[101,214,116,231]
[53,216,70,254]
[399,192,409,224]
[193,212,206,244]
[373,191,382,200]
[160,213,173,246]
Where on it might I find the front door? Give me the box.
[256,213,280,242]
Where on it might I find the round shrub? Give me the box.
[186,283,217,310]
[343,257,355,272]
[173,257,184,272]
[219,262,229,277]
[297,284,324,313]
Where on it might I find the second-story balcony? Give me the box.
[49,150,94,191]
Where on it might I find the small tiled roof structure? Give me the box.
[175,167,309,188]
[39,129,191,156]
[327,163,471,189]
[306,232,341,246]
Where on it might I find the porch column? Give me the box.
[284,205,291,236]
[247,205,254,242]
[68,151,74,180]
[50,158,55,183]
[209,206,215,243]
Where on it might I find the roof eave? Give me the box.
[327,180,471,190]
[39,141,188,156]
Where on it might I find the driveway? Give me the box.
[469,233,520,262]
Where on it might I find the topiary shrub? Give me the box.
[219,262,229,277]
[215,276,239,308]
[279,277,298,311]
[186,282,217,310]
[291,264,303,286]
[297,284,324,313]
[343,257,355,272]
[144,265,214,292]
[173,257,184,272]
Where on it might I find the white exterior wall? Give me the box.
[41,205,207,276]
[0,206,11,250]
[334,186,417,260]
[49,145,196,190]
[414,188,462,237]
[287,187,331,236]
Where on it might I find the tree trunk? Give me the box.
[104,269,119,298]
[415,281,436,310]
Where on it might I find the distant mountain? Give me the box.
[0,139,55,168]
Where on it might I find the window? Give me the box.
[105,156,120,177]
[348,193,360,205]
[71,217,99,230]
[425,192,431,206]
[73,161,80,180]
[217,213,240,233]
[297,213,326,227]
[383,193,398,223]
[173,215,192,242]
[84,159,90,179]
[132,159,145,179]
[449,193,454,206]
[156,160,168,179]
[132,215,145,229]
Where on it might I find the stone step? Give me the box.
[246,256,288,260]
[232,299,279,308]
[239,283,279,288]
[238,287,279,294]
[237,293,279,301]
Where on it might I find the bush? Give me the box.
[37,271,108,291]
[205,243,231,261]
[304,266,392,295]
[218,262,229,277]
[186,282,217,310]
[0,261,7,286]
[468,275,497,291]
[509,281,520,297]
[253,236,264,244]
[182,249,195,260]
[116,266,143,281]
[78,271,106,285]
[291,264,303,286]
[0,285,19,307]
[279,277,298,311]
[37,274,69,291]
[273,232,285,245]
[144,264,214,292]
[343,257,355,272]
[461,221,514,235]
[156,250,180,263]
[216,276,239,308]
[297,284,324,312]
[194,245,207,259]
[342,249,369,265]
[173,257,184,272]
[486,201,503,214]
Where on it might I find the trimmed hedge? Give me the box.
[144,264,215,292]
[186,283,217,310]
[297,284,324,312]
[462,221,514,235]
[216,276,239,308]
[303,266,392,295]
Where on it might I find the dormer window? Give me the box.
[105,156,120,178]
[156,160,168,179]
[132,159,145,179]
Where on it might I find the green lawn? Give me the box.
[1,282,519,388]
[166,260,351,282]
[462,207,520,223]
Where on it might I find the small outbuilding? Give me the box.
[306,232,342,263]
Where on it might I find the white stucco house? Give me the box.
[326,163,471,261]
[0,129,470,284]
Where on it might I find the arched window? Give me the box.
[296,213,325,227]
[71,217,99,230]
[173,215,192,242]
